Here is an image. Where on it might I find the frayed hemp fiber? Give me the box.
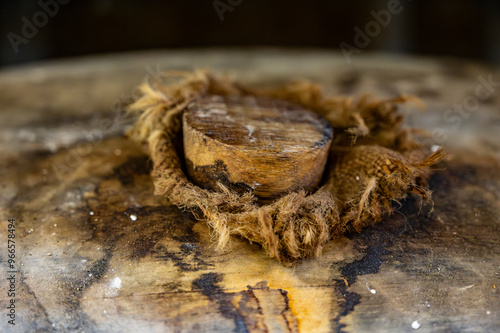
[127,70,445,262]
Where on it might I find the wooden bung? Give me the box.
[182,95,333,201]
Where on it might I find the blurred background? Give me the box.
[1,0,500,67]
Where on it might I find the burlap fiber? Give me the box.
[127,70,445,262]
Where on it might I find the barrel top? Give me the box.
[2,49,500,333]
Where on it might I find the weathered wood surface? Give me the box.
[1,49,499,333]
[183,95,332,199]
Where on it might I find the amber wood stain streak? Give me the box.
[1,51,500,332]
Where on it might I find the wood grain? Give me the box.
[183,95,332,200]
[0,50,499,333]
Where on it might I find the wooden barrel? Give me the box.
[2,50,499,332]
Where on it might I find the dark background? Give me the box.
[1,0,500,67]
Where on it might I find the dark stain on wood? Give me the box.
[193,273,250,333]
[311,120,334,150]
[85,154,201,261]
[18,272,55,331]
[276,288,297,333]
[333,245,388,333]
[154,242,211,272]
[110,155,152,186]
[239,282,299,333]
[60,243,116,331]
[125,206,196,260]
[185,158,254,195]
[340,245,388,287]
[237,286,267,332]
[333,284,361,333]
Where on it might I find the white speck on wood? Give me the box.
[366,283,376,294]
[459,284,474,291]
[111,277,122,289]
[251,181,261,189]
[244,124,256,137]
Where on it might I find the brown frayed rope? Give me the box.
[127,70,445,262]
